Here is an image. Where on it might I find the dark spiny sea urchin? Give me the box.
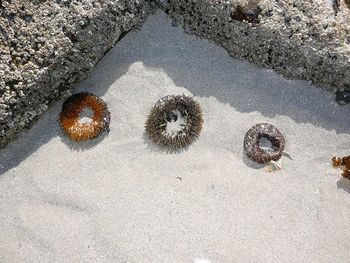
[59,92,110,142]
[244,123,285,164]
[145,95,203,151]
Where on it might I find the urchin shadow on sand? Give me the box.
[142,131,190,155]
[1,11,350,175]
[242,152,265,170]
[59,131,109,151]
[337,177,350,193]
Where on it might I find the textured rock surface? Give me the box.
[158,0,350,90]
[0,0,153,148]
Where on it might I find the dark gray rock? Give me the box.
[0,0,153,148]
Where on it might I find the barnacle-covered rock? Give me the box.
[0,0,153,149]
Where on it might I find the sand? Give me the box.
[0,11,350,263]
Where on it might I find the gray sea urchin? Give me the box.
[145,95,203,151]
[244,123,285,166]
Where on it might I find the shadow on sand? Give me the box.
[337,177,350,193]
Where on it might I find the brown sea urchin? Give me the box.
[145,95,203,151]
[244,123,285,165]
[59,92,110,142]
[332,156,350,179]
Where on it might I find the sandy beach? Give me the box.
[0,11,350,263]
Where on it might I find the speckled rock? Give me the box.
[158,0,350,90]
[0,0,153,149]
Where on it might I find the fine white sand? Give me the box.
[1,11,350,263]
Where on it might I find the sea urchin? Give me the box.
[244,123,285,171]
[145,95,203,151]
[59,92,110,142]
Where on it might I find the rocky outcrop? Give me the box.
[0,0,153,148]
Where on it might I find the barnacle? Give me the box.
[59,92,110,142]
[332,156,350,179]
[145,95,203,151]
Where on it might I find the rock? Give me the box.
[0,0,153,149]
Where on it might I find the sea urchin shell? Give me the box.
[59,92,110,142]
[145,95,203,150]
[244,123,285,164]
